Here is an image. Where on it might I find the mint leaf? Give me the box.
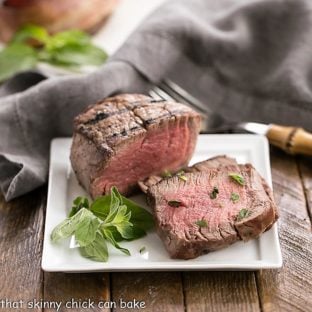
[102,229,130,256]
[69,196,89,217]
[121,196,154,232]
[0,44,37,82]
[104,204,133,240]
[90,195,111,219]
[11,24,49,45]
[51,208,96,243]
[80,231,108,262]
[75,215,101,247]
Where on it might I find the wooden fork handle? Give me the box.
[267,125,312,156]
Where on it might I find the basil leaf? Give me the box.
[75,215,101,247]
[0,44,37,82]
[11,24,49,45]
[46,30,91,50]
[102,229,130,256]
[51,208,96,243]
[80,231,108,262]
[45,44,107,66]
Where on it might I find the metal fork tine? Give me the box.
[160,79,210,115]
[148,89,163,100]
[150,86,175,101]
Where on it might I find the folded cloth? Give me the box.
[1,0,312,201]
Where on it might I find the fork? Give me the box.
[149,79,312,156]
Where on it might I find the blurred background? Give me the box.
[0,0,167,53]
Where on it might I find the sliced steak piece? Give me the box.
[147,162,278,260]
[139,155,237,193]
[70,94,201,198]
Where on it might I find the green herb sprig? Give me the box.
[51,187,154,262]
[0,24,108,83]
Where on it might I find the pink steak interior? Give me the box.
[156,173,247,233]
[90,118,196,197]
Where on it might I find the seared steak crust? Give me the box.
[147,157,278,260]
[70,94,201,198]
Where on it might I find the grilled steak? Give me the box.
[70,94,201,198]
[147,156,278,259]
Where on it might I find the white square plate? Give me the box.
[42,135,282,272]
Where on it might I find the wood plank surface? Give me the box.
[256,149,312,312]
[43,273,111,312]
[0,188,45,311]
[183,271,260,312]
[111,272,184,312]
[298,156,312,223]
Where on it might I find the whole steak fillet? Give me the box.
[70,94,201,198]
[147,157,278,259]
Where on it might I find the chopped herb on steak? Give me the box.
[195,220,208,228]
[210,186,219,199]
[236,209,251,221]
[230,192,240,203]
[229,173,245,185]
[168,200,182,207]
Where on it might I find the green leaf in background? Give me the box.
[0,25,108,83]
[0,44,37,82]
[45,30,91,50]
[80,231,109,262]
[10,24,49,45]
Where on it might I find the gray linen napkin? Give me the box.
[1,0,312,201]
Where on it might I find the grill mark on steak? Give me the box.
[71,93,201,198]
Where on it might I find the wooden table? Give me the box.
[1,147,311,312]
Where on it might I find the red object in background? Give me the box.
[0,0,120,42]
[3,0,36,8]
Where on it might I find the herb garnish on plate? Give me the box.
[51,187,154,262]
